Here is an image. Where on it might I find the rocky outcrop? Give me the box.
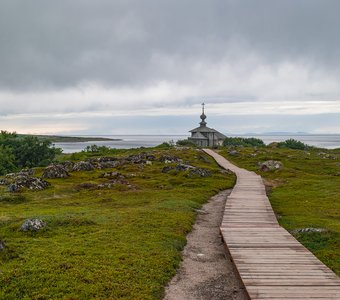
[0,178,9,185]
[20,219,46,231]
[162,163,211,177]
[86,157,122,169]
[58,161,74,172]
[75,177,133,190]
[6,173,50,192]
[72,161,95,172]
[125,152,156,164]
[99,171,124,179]
[42,164,69,179]
[159,155,181,164]
[258,160,283,171]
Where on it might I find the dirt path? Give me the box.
[164,190,248,300]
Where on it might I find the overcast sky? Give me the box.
[1,0,340,135]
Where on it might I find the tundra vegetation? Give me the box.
[220,138,340,275]
[0,145,234,299]
[1,136,339,299]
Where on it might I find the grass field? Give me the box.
[0,147,235,299]
[219,146,340,275]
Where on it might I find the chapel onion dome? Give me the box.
[199,103,207,126]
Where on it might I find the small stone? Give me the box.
[159,155,181,163]
[0,178,9,185]
[8,184,19,192]
[0,240,5,251]
[100,171,124,179]
[228,150,239,156]
[292,228,327,234]
[162,166,174,173]
[20,219,46,231]
[258,160,283,171]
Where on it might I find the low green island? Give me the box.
[0,135,339,299]
[18,134,120,143]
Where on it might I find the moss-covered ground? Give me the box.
[0,147,235,299]
[219,146,340,275]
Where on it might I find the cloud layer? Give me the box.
[1,0,340,134]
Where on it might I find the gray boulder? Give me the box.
[0,178,9,185]
[99,171,124,179]
[21,219,46,231]
[72,161,95,172]
[43,164,69,179]
[162,166,175,173]
[0,240,4,251]
[19,169,35,176]
[159,155,181,163]
[228,149,239,156]
[59,161,74,172]
[292,228,327,234]
[258,160,283,171]
[7,176,49,192]
[188,168,211,177]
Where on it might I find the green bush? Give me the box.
[176,139,196,147]
[223,137,265,147]
[0,131,62,175]
[277,139,310,150]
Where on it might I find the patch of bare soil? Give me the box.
[164,190,249,300]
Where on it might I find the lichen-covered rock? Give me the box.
[228,150,239,156]
[20,219,46,231]
[72,161,95,171]
[159,155,181,163]
[99,171,124,179]
[19,168,35,176]
[0,240,5,251]
[75,178,133,190]
[162,166,174,173]
[97,161,122,169]
[188,168,211,177]
[292,228,327,234]
[175,163,196,171]
[197,155,211,163]
[42,164,69,179]
[258,160,283,171]
[86,157,121,169]
[125,152,156,164]
[8,184,20,192]
[59,161,74,172]
[7,176,49,192]
[162,164,211,177]
[0,178,9,185]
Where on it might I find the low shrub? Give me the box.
[223,137,265,147]
[277,139,310,150]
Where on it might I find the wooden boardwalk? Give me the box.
[204,149,340,299]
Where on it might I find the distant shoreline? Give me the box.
[18,134,121,143]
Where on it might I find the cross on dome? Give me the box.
[200,102,207,126]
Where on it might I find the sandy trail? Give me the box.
[164,190,248,300]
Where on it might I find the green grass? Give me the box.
[219,146,340,275]
[0,147,235,299]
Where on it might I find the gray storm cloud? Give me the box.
[1,0,340,134]
[1,0,340,90]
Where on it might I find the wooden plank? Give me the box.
[203,149,340,300]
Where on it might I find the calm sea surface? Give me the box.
[54,134,340,153]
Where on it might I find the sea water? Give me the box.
[54,134,340,153]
